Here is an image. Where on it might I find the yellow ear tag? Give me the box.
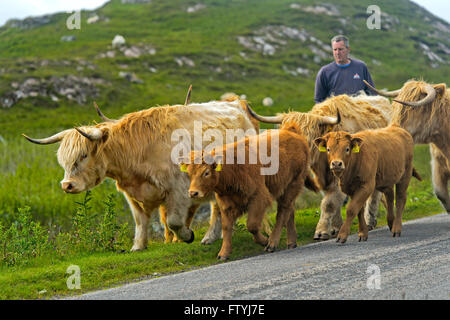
[180,163,188,172]
[215,161,222,172]
[352,145,360,153]
[319,146,327,152]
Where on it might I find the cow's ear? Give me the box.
[351,137,363,153]
[180,163,188,172]
[213,155,223,172]
[433,83,446,98]
[314,137,327,152]
[178,156,189,172]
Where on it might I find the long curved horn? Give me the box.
[363,80,401,97]
[75,127,103,141]
[320,108,341,125]
[93,102,117,123]
[246,103,284,124]
[393,84,436,108]
[22,130,70,145]
[184,84,192,106]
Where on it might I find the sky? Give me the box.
[0,0,109,27]
[0,0,448,27]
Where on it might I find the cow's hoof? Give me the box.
[287,243,297,249]
[392,232,401,237]
[217,255,228,261]
[358,236,368,242]
[201,231,220,245]
[130,243,147,252]
[200,237,215,245]
[336,237,347,244]
[314,232,330,241]
[264,245,276,253]
[184,230,195,244]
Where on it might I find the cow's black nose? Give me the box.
[62,182,74,192]
[331,160,344,169]
[189,191,199,198]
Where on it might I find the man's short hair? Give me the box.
[331,35,349,48]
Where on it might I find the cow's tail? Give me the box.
[305,171,320,193]
[412,167,422,181]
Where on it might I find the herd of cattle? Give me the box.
[23,79,449,260]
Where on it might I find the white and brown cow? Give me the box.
[23,98,259,251]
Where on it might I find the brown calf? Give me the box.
[182,123,319,260]
[314,125,419,243]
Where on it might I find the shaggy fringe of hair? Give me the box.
[391,79,449,128]
[280,93,391,146]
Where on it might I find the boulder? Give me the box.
[262,97,273,107]
[112,35,126,48]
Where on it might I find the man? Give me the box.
[314,35,375,103]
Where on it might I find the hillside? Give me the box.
[0,0,449,134]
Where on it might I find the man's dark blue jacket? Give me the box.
[314,58,375,103]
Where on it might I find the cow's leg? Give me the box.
[357,206,369,241]
[364,190,382,230]
[337,185,372,244]
[314,182,346,240]
[268,175,304,251]
[124,194,154,251]
[216,197,239,261]
[201,201,223,245]
[159,205,174,243]
[430,147,450,214]
[391,176,411,237]
[164,191,195,243]
[247,192,271,248]
[285,211,297,249]
[159,204,199,243]
[330,203,344,237]
[383,187,395,231]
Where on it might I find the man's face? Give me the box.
[332,40,350,65]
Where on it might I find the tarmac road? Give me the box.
[70,213,449,300]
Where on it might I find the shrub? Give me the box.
[0,206,50,266]
[1,192,130,266]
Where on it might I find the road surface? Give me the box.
[69,213,450,300]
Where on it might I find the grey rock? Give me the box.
[61,35,76,42]
[118,72,144,84]
[5,15,51,29]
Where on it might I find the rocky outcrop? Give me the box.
[237,25,331,62]
[290,3,340,16]
[174,56,195,67]
[187,4,206,13]
[4,15,52,29]
[121,0,151,4]
[1,75,109,108]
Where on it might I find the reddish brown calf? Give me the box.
[314,125,419,243]
[182,123,319,260]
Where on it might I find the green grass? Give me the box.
[0,0,448,299]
